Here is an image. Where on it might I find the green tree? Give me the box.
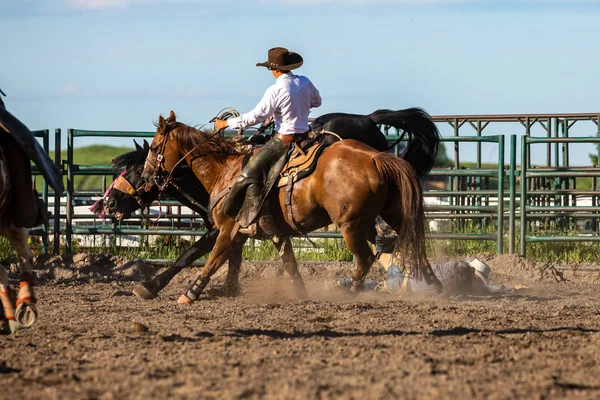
[435,143,453,167]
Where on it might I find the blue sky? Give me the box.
[2,0,600,163]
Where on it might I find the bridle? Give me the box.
[146,124,221,191]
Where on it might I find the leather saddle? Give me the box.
[278,139,330,188]
[236,136,332,237]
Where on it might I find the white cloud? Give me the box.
[65,0,152,9]
[56,83,86,97]
[64,0,600,9]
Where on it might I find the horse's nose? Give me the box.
[142,172,156,185]
[107,198,117,212]
[141,171,152,184]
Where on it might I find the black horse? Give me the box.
[105,140,265,299]
[311,108,439,179]
[105,108,437,300]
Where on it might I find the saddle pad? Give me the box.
[278,141,331,187]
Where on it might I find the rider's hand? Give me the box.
[214,119,228,132]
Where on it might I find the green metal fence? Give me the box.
[382,133,507,253]
[519,136,600,257]
[22,112,600,259]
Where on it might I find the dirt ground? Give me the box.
[2,253,600,400]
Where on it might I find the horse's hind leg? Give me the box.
[0,226,37,328]
[272,236,307,299]
[339,220,376,291]
[0,266,17,334]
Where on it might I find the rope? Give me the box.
[152,186,165,224]
[209,107,240,124]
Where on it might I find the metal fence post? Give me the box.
[54,129,62,255]
[520,135,528,257]
[509,134,517,254]
[41,129,50,254]
[497,135,505,254]
[66,129,74,254]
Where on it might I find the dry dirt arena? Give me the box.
[2,252,600,400]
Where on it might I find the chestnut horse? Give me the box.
[142,110,442,303]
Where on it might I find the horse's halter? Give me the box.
[112,173,153,210]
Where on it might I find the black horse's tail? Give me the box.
[368,108,440,179]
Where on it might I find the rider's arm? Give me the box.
[226,86,277,130]
[310,83,322,108]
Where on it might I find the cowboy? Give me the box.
[335,257,523,295]
[215,47,322,235]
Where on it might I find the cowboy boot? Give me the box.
[257,199,278,238]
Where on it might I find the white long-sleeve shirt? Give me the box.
[227,72,322,135]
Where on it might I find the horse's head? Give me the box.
[142,110,182,186]
[142,110,247,192]
[105,140,158,220]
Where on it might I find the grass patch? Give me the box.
[35,145,133,192]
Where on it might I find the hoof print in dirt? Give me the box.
[132,322,149,333]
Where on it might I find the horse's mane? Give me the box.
[162,120,247,161]
[111,145,147,170]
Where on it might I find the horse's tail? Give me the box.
[368,108,440,179]
[373,152,427,278]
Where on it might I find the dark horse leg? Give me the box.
[0,265,16,334]
[133,229,219,299]
[272,237,307,298]
[220,239,244,297]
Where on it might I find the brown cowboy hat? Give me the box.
[256,47,303,71]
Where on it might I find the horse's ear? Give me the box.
[158,115,166,132]
[168,110,176,122]
[134,140,142,151]
[143,139,150,151]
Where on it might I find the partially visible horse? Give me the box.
[142,108,442,303]
[0,94,63,334]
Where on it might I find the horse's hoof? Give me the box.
[223,284,241,297]
[177,295,193,304]
[133,283,157,300]
[15,302,37,328]
[293,282,308,299]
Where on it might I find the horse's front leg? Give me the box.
[133,229,220,300]
[178,222,237,304]
[272,237,307,299]
[0,227,37,329]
